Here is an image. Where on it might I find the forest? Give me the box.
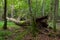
[0,0,60,40]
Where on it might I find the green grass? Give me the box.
[0,30,13,40]
[0,21,18,28]
[0,21,20,40]
[15,30,28,40]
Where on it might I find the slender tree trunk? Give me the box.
[28,0,33,24]
[3,0,7,29]
[41,0,45,16]
[17,16,20,21]
[35,0,38,17]
[53,0,59,32]
[28,0,32,17]
[11,5,14,18]
[49,0,54,20]
[28,0,37,37]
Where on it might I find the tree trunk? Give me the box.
[11,5,14,18]
[53,0,59,32]
[49,0,54,21]
[41,0,46,16]
[3,0,7,29]
[6,17,30,26]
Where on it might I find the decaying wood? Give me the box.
[6,17,30,26]
[6,16,48,29]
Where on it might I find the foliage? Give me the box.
[0,30,12,40]
[0,21,16,28]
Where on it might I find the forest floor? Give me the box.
[22,28,60,40]
[1,27,60,40]
[0,21,60,40]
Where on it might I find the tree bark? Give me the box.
[53,0,59,32]
[3,0,7,29]
[11,5,14,18]
[41,0,46,16]
[6,17,30,26]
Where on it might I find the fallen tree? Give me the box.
[6,17,30,26]
[6,16,48,29]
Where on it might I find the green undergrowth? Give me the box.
[0,30,13,40]
[15,26,31,40]
[15,30,28,40]
[0,21,18,28]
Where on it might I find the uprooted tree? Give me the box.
[6,16,48,29]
